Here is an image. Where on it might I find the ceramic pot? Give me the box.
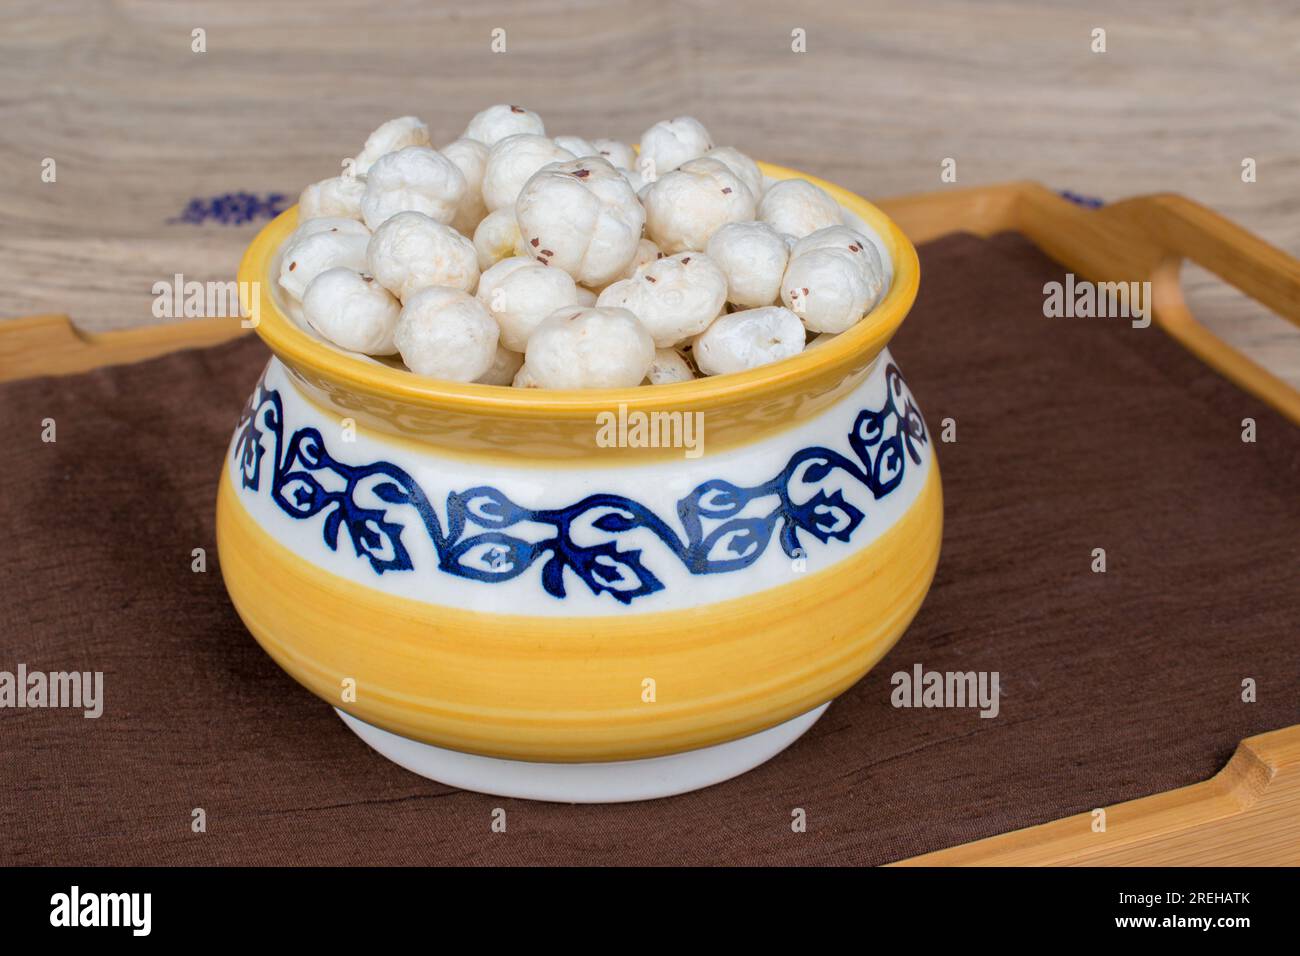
[217,162,941,802]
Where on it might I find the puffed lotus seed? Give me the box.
[524,306,655,388]
[642,157,756,254]
[692,306,805,375]
[473,207,521,271]
[353,116,431,176]
[287,217,370,243]
[279,229,370,301]
[515,157,645,288]
[366,211,478,302]
[704,146,764,201]
[791,224,886,291]
[440,137,491,237]
[298,175,366,221]
[591,138,636,171]
[758,178,843,238]
[464,104,546,146]
[596,251,727,348]
[645,348,695,385]
[477,256,582,352]
[638,116,713,176]
[285,109,895,389]
[394,287,500,382]
[781,247,875,333]
[620,166,647,194]
[481,134,575,212]
[512,363,542,388]
[620,237,663,280]
[361,146,468,231]
[476,345,525,386]
[553,135,598,158]
[706,220,789,307]
[301,268,401,355]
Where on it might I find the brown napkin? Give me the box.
[2,233,1297,866]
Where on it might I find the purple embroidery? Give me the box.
[170,192,290,226]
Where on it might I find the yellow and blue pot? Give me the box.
[217,162,941,802]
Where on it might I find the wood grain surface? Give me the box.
[1,0,1298,386]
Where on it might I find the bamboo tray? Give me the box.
[3,182,1298,866]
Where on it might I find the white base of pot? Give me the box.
[335,703,830,804]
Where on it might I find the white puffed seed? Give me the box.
[361,146,467,230]
[394,287,500,382]
[781,248,874,333]
[481,135,575,212]
[472,208,521,271]
[596,251,727,347]
[642,157,756,254]
[758,178,844,238]
[287,217,370,242]
[591,138,636,171]
[512,363,542,388]
[704,146,764,201]
[525,306,655,388]
[301,268,401,355]
[279,229,370,301]
[515,157,645,287]
[298,175,366,221]
[621,167,646,194]
[553,135,597,158]
[620,238,662,279]
[638,116,713,177]
[366,211,478,302]
[692,306,805,375]
[477,256,581,352]
[440,137,491,237]
[574,286,598,306]
[476,345,525,385]
[791,224,886,290]
[353,116,431,176]
[464,104,546,146]
[705,221,789,307]
[645,348,695,385]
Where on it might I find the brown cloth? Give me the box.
[2,233,1297,866]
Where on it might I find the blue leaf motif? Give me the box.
[696,516,777,572]
[232,361,928,604]
[569,542,664,604]
[372,481,410,505]
[442,532,535,582]
[803,489,865,544]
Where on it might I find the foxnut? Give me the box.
[366,211,478,302]
[524,306,655,388]
[394,287,500,382]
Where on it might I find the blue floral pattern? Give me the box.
[233,365,927,604]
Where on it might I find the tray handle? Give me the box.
[1092,193,1300,424]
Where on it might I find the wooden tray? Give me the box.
[3,183,1297,866]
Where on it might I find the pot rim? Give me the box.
[238,160,920,417]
